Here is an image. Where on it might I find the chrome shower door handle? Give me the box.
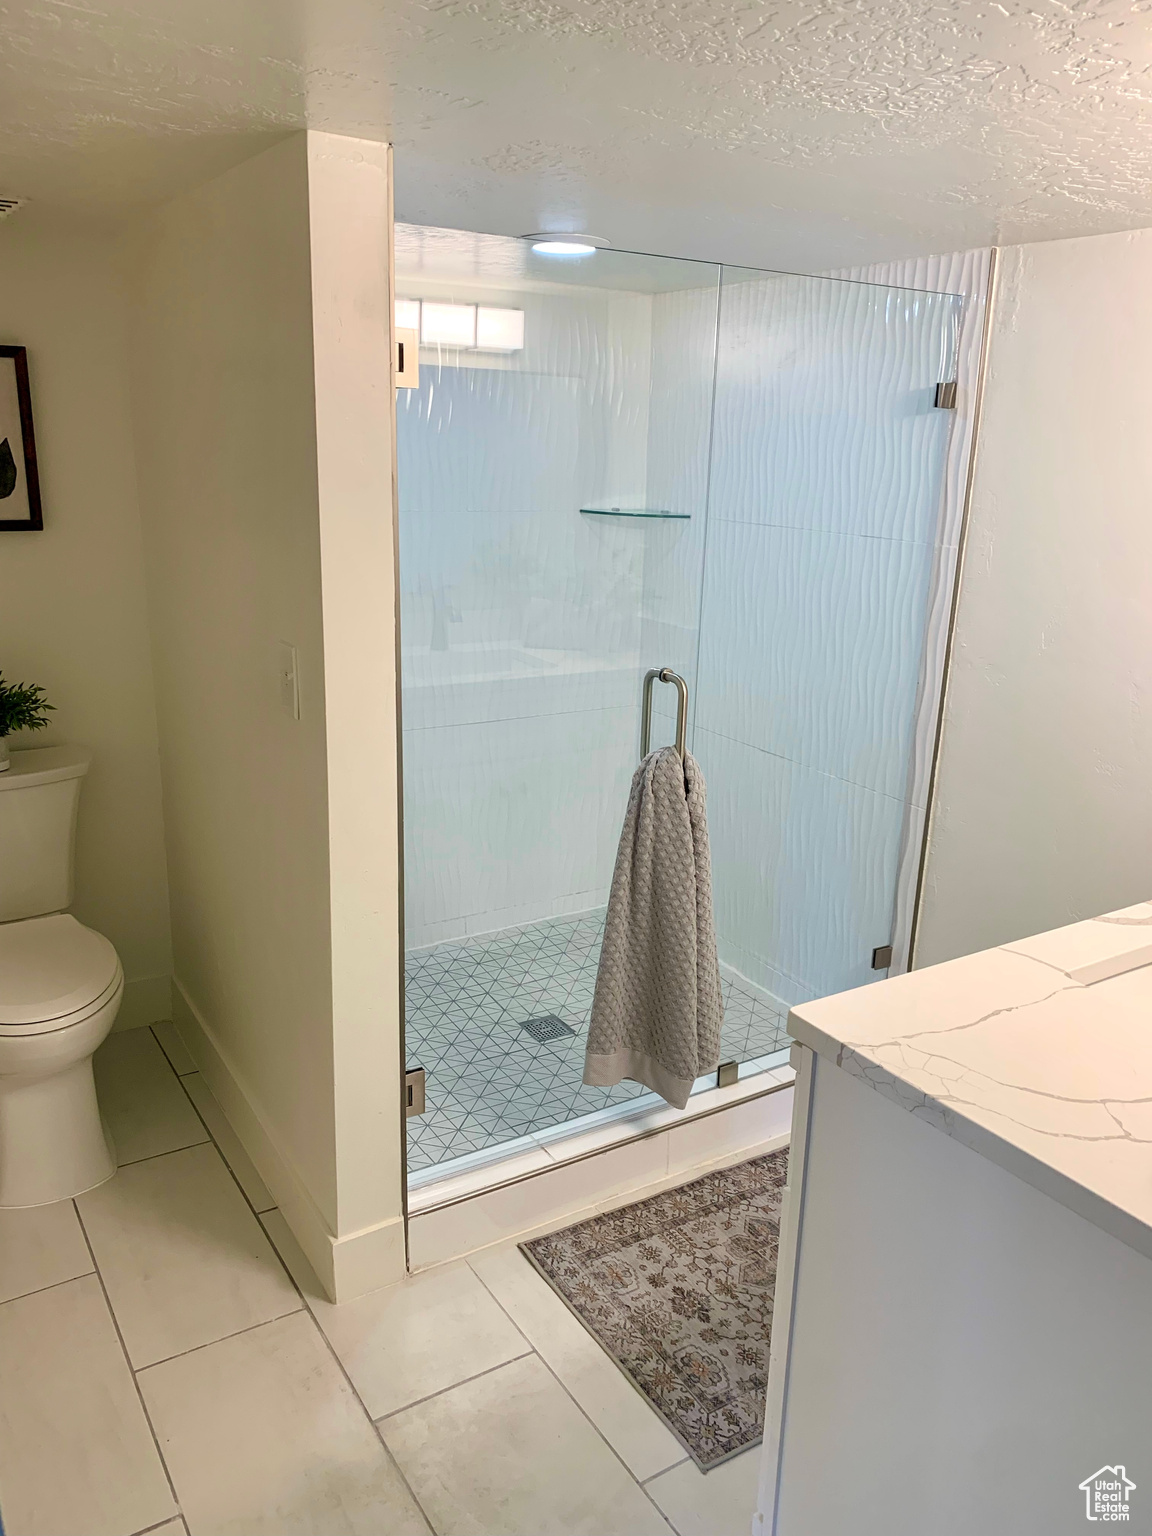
[640,667,689,760]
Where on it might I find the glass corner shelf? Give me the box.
[579,506,689,520]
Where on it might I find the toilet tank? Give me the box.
[0,747,91,922]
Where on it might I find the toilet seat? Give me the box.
[0,914,122,1034]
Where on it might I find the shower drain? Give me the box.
[518,1015,576,1044]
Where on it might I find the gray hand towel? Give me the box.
[583,746,723,1109]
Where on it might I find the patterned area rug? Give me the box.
[521,1148,788,1470]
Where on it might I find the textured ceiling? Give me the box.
[1,0,1151,269]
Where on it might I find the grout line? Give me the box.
[692,721,909,807]
[102,1140,208,1173]
[133,1308,305,1374]
[128,1517,187,1536]
[402,700,636,735]
[169,1058,274,1225]
[149,1023,197,1077]
[469,1266,679,1528]
[115,1137,211,1170]
[641,1457,691,1484]
[255,1221,438,1536]
[708,513,939,546]
[0,1267,97,1309]
[71,1199,183,1514]
[373,1350,536,1424]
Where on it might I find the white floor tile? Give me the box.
[257,1207,321,1291]
[146,1522,189,1535]
[329,1263,530,1420]
[380,1353,671,1535]
[180,1073,276,1213]
[470,1244,684,1481]
[0,1200,93,1305]
[0,1274,176,1536]
[151,1021,197,1076]
[260,1210,529,1419]
[94,1028,208,1166]
[76,1142,300,1367]
[645,1446,762,1536]
[139,1311,431,1536]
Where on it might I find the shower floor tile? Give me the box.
[404,911,789,1174]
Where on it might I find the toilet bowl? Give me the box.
[0,913,122,1206]
[0,746,123,1207]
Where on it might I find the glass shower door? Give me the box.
[395,228,722,1174]
[696,269,962,1028]
[395,225,963,1180]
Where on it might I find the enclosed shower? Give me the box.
[394,224,961,1184]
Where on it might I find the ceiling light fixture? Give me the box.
[525,233,610,257]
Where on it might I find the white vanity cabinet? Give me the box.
[755,904,1152,1536]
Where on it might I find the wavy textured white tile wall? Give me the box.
[701,726,908,1003]
[707,275,955,542]
[690,269,965,1004]
[829,250,994,972]
[396,240,985,1020]
[396,278,664,945]
[402,705,636,947]
[638,281,720,746]
[697,521,937,800]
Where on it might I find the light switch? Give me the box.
[278,642,300,719]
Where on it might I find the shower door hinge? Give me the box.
[934,380,957,409]
[872,945,893,970]
[405,1067,426,1117]
[395,327,419,390]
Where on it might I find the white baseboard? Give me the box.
[170,978,405,1303]
[113,974,173,1033]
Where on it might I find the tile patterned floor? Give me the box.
[405,910,790,1172]
[0,1022,764,1536]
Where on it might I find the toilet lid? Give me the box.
[0,914,121,1026]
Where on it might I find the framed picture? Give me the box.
[0,346,42,531]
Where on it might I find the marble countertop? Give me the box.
[789,902,1152,1259]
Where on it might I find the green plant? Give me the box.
[0,674,54,739]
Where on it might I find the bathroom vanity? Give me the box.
[754,903,1152,1536]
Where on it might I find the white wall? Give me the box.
[0,211,172,1028]
[307,134,406,1289]
[130,133,402,1300]
[918,229,1152,965]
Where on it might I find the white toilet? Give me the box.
[0,746,122,1207]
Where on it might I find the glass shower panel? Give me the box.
[395,226,721,1173]
[396,225,963,1180]
[696,269,962,1022]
